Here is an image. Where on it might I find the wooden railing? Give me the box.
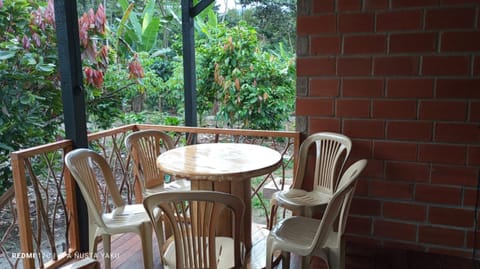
[5,124,300,269]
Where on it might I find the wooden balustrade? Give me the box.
[6,124,299,269]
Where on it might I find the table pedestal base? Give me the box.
[190,178,252,251]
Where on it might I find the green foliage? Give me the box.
[117,0,161,53]
[0,0,63,193]
[228,0,296,51]
[196,20,295,130]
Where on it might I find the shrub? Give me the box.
[196,21,295,130]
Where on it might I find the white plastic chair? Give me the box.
[266,159,367,269]
[143,191,246,269]
[125,130,190,201]
[65,148,153,269]
[269,132,352,229]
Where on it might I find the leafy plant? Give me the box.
[196,20,295,130]
[117,0,161,53]
[0,0,62,194]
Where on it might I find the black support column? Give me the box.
[54,0,89,252]
[181,0,214,127]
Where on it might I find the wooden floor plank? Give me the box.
[91,223,272,269]
[85,223,480,269]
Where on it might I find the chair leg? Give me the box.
[266,236,274,269]
[152,217,165,258]
[327,240,345,269]
[281,251,291,269]
[268,204,278,230]
[88,228,98,260]
[102,234,111,269]
[139,223,154,269]
[301,255,311,269]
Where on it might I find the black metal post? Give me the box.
[181,0,197,127]
[54,0,89,252]
[181,0,214,128]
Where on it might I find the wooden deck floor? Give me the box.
[92,223,280,269]
[83,223,479,269]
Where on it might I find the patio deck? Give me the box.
[79,223,479,269]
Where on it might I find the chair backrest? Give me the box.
[143,191,245,269]
[125,130,175,189]
[65,148,125,228]
[311,159,367,252]
[293,132,352,195]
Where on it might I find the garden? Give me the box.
[0,0,296,196]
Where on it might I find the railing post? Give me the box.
[63,146,80,252]
[11,153,35,269]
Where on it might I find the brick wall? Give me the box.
[296,0,480,259]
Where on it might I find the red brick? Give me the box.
[313,1,335,13]
[427,247,473,260]
[296,98,334,116]
[392,0,438,7]
[343,79,384,97]
[436,79,480,99]
[468,146,480,166]
[344,120,385,139]
[474,56,480,75]
[360,159,383,178]
[374,141,417,161]
[370,180,414,199]
[418,144,467,165]
[374,220,417,241]
[344,34,386,54]
[383,201,427,222]
[387,78,434,98]
[472,102,480,121]
[463,188,479,207]
[422,56,470,76]
[431,165,478,186]
[365,0,388,9]
[435,123,480,143]
[374,56,419,76]
[309,118,341,133]
[467,231,480,249]
[442,32,480,52]
[337,57,372,76]
[336,99,370,118]
[419,226,465,247]
[297,58,336,76]
[344,235,381,248]
[372,100,417,119]
[390,33,437,53]
[310,78,339,97]
[441,0,480,4]
[426,8,476,30]
[415,184,462,205]
[338,0,362,11]
[311,36,341,55]
[350,140,374,161]
[354,176,370,196]
[346,216,372,235]
[339,13,375,33]
[429,207,475,228]
[297,15,336,35]
[385,161,430,182]
[376,10,423,31]
[419,101,467,121]
[350,198,381,216]
[387,121,433,141]
[382,241,425,253]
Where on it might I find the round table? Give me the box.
[156,143,282,250]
